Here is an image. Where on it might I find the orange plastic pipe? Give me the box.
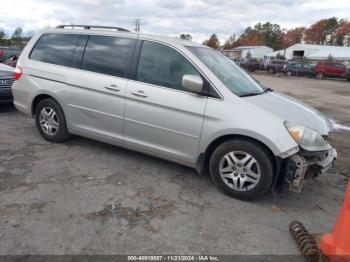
[321,181,350,262]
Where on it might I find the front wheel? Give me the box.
[286,70,293,77]
[34,98,70,142]
[209,139,274,201]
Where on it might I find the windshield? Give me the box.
[188,47,265,97]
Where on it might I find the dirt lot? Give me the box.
[0,75,349,255]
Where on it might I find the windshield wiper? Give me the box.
[239,92,263,97]
[263,87,274,93]
[239,88,273,97]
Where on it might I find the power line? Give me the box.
[133,18,141,33]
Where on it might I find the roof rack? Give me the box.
[56,25,130,32]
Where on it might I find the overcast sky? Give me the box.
[0,0,350,43]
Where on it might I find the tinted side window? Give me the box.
[333,64,345,69]
[137,41,199,91]
[30,34,80,66]
[82,36,135,77]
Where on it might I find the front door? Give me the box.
[124,41,207,164]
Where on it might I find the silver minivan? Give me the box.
[12,25,337,200]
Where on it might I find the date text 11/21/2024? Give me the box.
[127,255,220,261]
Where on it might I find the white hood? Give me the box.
[243,91,333,136]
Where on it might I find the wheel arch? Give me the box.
[196,133,280,178]
[31,93,60,116]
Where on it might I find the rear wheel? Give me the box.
[268,68,275,74]
[209,139,274,201]
[316,72,324,80]
[34,98,70,142]
[248,66,255,72]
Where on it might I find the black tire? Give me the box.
[268,68,275,74]
[248,66,255,72]
[316,72,324,80]
[34,98,70,142]
[209,139,274,201]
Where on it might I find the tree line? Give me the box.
[200,17,350,50]
[3,18,350,51]
[0,27,33,48]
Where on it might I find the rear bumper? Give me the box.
[0,88,13,104]
[284,147,337,193]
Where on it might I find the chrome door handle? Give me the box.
[131,90,148,98]
[104,84,120,92]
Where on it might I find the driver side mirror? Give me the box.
[182,75,203,93]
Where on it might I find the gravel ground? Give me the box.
[0,75,349,255]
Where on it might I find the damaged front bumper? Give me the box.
[284,147,337,193]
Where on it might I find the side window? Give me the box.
[136,41,200,91]
[81,36,135,77]
[71,35,88,69]
[30,34,80,66]
[333,64,345,69]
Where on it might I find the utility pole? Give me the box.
[133,18,141,33]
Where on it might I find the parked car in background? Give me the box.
[240,58,265,72]
[315,61,347,80]
[283,63,315,77]
[0,63,15,104]
[230,58,245,67]
[0,48,22,63]
[266,60,288,74]
[4,55,19,67]
[345,68,350,81]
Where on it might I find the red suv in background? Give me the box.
[315,61,347,80]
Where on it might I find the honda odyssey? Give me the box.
[12,25,337,200]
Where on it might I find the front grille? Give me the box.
[0,78,15,89]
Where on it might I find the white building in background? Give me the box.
[265,44,350,61]
[221,46,273,59]
[265,49,285,59]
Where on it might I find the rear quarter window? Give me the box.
[30,34,80,67]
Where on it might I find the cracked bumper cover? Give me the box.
[317,147,337,172]
[284,147,337,193]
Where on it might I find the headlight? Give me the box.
[285,122,330,151]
